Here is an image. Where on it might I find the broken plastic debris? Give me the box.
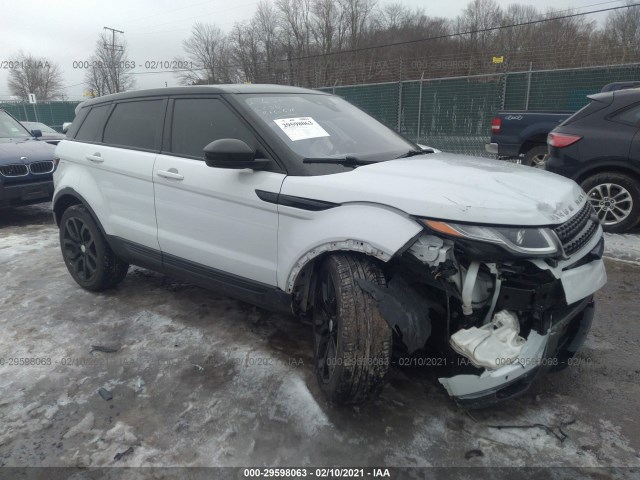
[98,388,113,401]
[450,310,525,370]
[464,449,484,460]
[90,345,119,354]
[114,446,134,461]
[135,378,145,393]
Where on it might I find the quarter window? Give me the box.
[74,104,110,142]
[103,100,165,150]
[169,98,257,158]
[612,103,640,126]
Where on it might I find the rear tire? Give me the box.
[581,172,640,233]
[59,205,129,291]
[312,254,392,405]
[523,145,548,168]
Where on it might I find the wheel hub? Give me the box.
[80,244,86,254]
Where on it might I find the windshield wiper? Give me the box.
[395,148,434,159]
[302,156,377,167]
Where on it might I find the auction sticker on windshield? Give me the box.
[274,117,330,141]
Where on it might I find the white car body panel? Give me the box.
[153,154,285,285]
[275,202,423,291]
[280,154,586,226]
[54,140,159,250]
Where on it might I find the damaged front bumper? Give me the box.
[439,296,595,408]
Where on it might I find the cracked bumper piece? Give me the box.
[439,296,595,408]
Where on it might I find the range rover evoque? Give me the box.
[53,85,606,407]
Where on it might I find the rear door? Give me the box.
[153,96,285,286]
[65,99,166,251]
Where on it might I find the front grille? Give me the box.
[0,164,28,177]
[29,160,55,174]
[554,202,598,256]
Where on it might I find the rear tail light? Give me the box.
[548,132,582,148]
[491,117,501,134]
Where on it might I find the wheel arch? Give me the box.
[519,136,547,156]
[289,246,388,317]
[53,188,109,239]
[575,164,640,186]
[281,204,424,316]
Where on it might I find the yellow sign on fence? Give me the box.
[492,56,505,64]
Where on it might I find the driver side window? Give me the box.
[169,98,258,159]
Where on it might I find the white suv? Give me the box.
[53,85,606,407]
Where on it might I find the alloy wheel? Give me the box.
[314,270,339,383]
[587,182,633,226]
[62,217,98,282]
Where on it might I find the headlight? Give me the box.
[420,219,560,257]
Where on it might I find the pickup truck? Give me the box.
[485,81,640,166]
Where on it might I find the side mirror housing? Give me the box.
[62,122,72,134]
[203,138,269,170]
[32,129,42,138]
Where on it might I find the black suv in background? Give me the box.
[0,109,56,209]
[546,89,640,233]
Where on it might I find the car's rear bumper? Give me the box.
[485,142,521,158]
[485,142,499,155]
[439,296,595,409]
[0,180,54,208]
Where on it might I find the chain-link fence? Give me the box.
[322,62,640,157]
[0,101,80,132]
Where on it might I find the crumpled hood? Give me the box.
[0,138,55,164]
[281,153,587,226]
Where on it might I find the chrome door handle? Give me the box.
[157,169,184,180]
[86,153,103,163]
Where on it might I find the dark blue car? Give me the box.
[0,109,56,209]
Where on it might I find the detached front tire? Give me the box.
[59,205,129,291]
[312,254,392,405]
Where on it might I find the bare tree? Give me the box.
[176,23,232,85]
[84,32,135,97]
[338,0,376,49]
[7,52,64,101]
[601,0,640,63]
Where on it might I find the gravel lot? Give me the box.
[1,203,639,473]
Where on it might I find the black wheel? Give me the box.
[523,145,548,168]
[312,254,392,405]
[581,172,640,233]
[59,205,129,291]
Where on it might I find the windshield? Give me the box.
[0,111,31,139]
[23,121,58,134]
[242,94,416,167]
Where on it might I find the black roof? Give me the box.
[80,84,328,108]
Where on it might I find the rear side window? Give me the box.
[611,103,640,127]
[74,104,110,142]
[169,98,256,158]
[103,100,165,150]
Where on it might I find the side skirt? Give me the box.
[107,236,293,316]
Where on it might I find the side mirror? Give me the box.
[203,138,269,170]
[62,122,72,134]
[32,129,42,138]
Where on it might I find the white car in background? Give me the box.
[52,85,606,407]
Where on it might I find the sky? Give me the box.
[0,0,617,101]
